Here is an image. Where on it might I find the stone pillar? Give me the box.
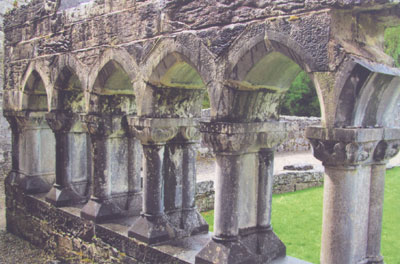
[80,114,142,222]
[306,127,384,264]
[165,126,208,234]
[196,121,287,264]
[4,111,55,194]
[44,111,89,206]
[127,117,178,244]
[127,117,208,244]
[366,129,400,264]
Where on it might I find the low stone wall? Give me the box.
[276,115,321,152]
[195,169,324,212]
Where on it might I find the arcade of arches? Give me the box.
[3,0,400,263]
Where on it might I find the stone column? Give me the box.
[44,111,88,206]
[165,126,208,234]
[196,121,287,264]
[306,127,384,264]
[127,117,179,244]
[80,114,141,222]
[366,128,400,264]
[4,111,55,194]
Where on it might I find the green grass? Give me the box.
[201,167,400,264]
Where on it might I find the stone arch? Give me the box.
[138,35,217,118]
[334,58,400,128]
[50,55,87,113]
[88,48,139,114]
[20,61,51,111]
[220,27,323,122]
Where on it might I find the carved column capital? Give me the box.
[4,111,48,131]
[80,114,117,137]
[180,126,201,142]
[45,111,75,133]
[306,126,385,166]
[200,121,287,154]
[373,128,400,163]
[128,117,197,145]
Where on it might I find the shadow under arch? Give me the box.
[138,36,216,118]
[334,58,400,128]
[90,59,136,114]
[22,70,49,111]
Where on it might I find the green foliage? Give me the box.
[384,26,400,67]
[202,92,210,109]
[280,71,321,117]
[201,167,400,263]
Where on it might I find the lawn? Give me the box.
[201,167,400,264]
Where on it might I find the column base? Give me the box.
[195,238,256,264]
[45,184,87,207]
[256,227,286,262]
[80,197,123,222]
[365,255,384,264]
[126,192,143,216]
[7,171,52,194]
[128,214,176,245]
[181,209,209,235]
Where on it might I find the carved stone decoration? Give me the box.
[306,127,385,166]
[373,139,400,162]
[45,110,75,133]
[80,114,113,138]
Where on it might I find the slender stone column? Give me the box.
[306,127,384,264]
[4,111,55,194]
[196,121,287,264]
[127,117,179,244]
[165,126,208,234]
[45,111,88,206]
[80,114,141,222]
[366,129,400,264]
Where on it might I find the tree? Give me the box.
[280,71,321,117]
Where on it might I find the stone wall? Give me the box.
[277,115,321,152]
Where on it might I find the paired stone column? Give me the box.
[4,111,55,194]
[80,114,142,222]
[366,128,400,264]
[44,111,90,206]
[196,121,287,264]
[306,127,385,264]
[127,117,208,244]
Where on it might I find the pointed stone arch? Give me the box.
[50,54,87,113]
[220,26,324,122]
[88,48,139,114]
[138,35,217,118]
[20,61,51,112]
[333,58,400,128]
